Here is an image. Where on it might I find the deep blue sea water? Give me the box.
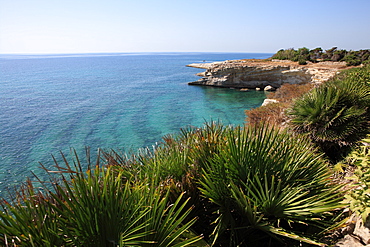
[0,52,271,195]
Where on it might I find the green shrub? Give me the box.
[271,47,370,66]
[345,55,361,66]
[0,151,201,247]
[199,124,343,246]
[288,67,370,161]
[344,136,370,221]
[271,48,298,61]
[298,58,307,65]
[337,64,370,83]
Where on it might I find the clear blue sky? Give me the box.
[0,0,369,54]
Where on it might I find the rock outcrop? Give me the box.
[334,214,370,247]
[187,59,347,89]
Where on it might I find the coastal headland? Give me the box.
[187,59,348,90]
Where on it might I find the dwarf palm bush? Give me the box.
[0,168,150,246]
[0,150,201,246]
[134,122,231,241]
[289,70,370,161]
[132,122,230,192]
[199,125,344,246]
[0,180,67,246]
[337,64,370,82]
[102,123,345,245]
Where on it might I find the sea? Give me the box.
[0,52,272,195]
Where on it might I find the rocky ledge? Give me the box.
[187,59,348,90]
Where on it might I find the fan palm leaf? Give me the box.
[200,124,344,246]
[0,150,202,247]
[289,71,370,160]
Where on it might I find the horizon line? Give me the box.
[0,51,275,56]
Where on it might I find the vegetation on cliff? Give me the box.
[344,136,370,222]
[0,123,344,246]
[246,65,370,162]
[288,67,370,161]
[245,83,314,127]
[246,64,370,244]
[271,47,370,66]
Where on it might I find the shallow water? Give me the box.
[0,52,271,193]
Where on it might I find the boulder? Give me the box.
[264,85,275,91]
[335,215,370,246]
[335,235,366,247]
[261,99,278,106]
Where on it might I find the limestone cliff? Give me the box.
[187,59,347,89]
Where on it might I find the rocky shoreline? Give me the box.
[187,59,348,90]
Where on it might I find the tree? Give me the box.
[332,49,346,62]
[309,47,323,61]
[325,47,338,60]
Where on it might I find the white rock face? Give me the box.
[261,99,278,106]
[334,214,370,247]
[264,85,275,91]
[187,60,343,88]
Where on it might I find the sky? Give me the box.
[0,0,369,54]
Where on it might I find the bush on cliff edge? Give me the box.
[288,65,370,162]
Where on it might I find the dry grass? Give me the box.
[245,83,314,126]
[245,102,289,127]
[267,83,314,102]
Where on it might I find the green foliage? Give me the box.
[344,136,370,221]
[0,180,67,246]
[272,47,311,63]
[140,190,200,247]
[309,47,323,62]
[271,48,298,61]
[288,66,370,161]
[0,150,201,247]
[337,64,370,83]
[0,122,346,246]
[272,47,370,66]
[332,50,346,62]
[298,58,307,65]
[199,125,343,246]
[344,54,361,66]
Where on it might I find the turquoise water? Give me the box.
[0,53,271,194]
